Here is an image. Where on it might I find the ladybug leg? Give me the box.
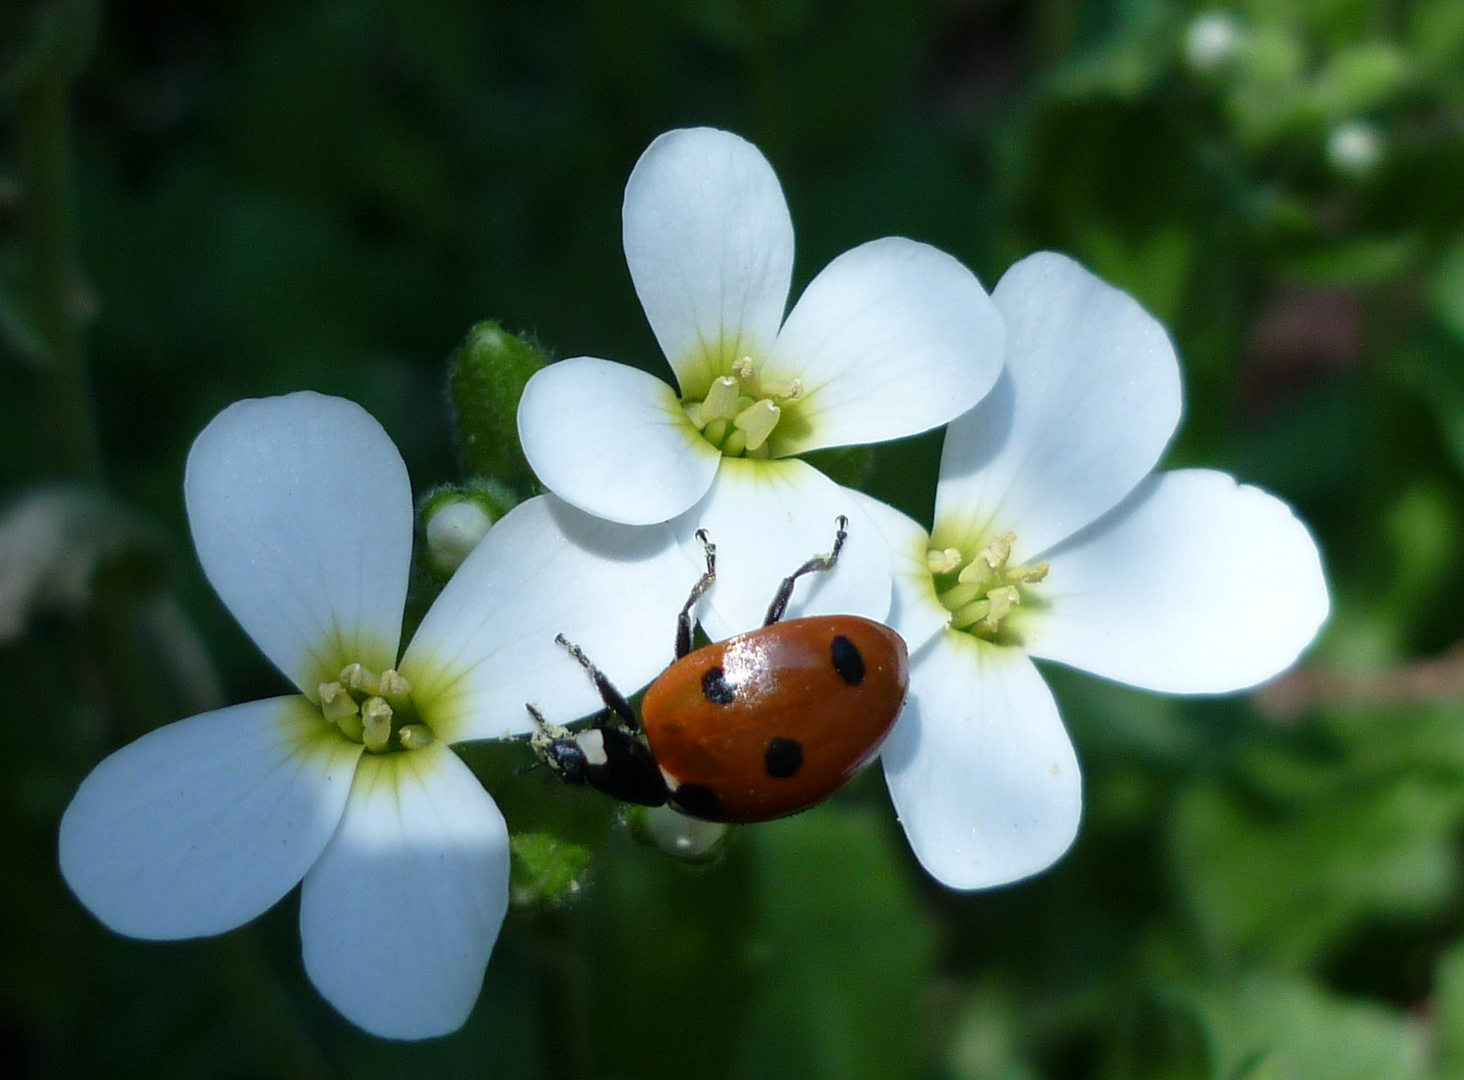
[675,528,717,659]
[554,633,639,730]
[762,514,849,625]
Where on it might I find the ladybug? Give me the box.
[528,517,910,823]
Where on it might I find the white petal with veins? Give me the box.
[403,495,694,740]
[623,127,794,395]
[299,742,510,1041]
[841,487,949,655]
[519,357,721,526]
[59,697,361,940]
[674,458,892,641]
[883,635,1080,890]
[1027,469,1330,693]
[769,238,1004,457]
[185,392,413,692]
[935,252,1182,560]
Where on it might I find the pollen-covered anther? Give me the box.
[361,697,393,752]
[1007,561,1049,584]
[398,724,435,750]
[378,668,412,702]
[683,355,796,457]
[763,377,803,401]
[927,547,963,575]
[964,533,1014,576]
[319,681,359,723]
[340,662,381,697]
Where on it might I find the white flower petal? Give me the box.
[622,127,794,394]
[518,357,721,526]
[185,392,412,692]
[1026,469,1329,693]
[675,458,892,641]
[401,495,695,741]
[299,743,509,1041]
[934,252,1183,559]
[59,697,361,940]
[841,488,949,654]
[883,635,1080,889]
[767,238,1004,456]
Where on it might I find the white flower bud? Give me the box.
[640,805,730,860]
[425,499,493,574]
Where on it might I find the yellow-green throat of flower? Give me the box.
[928,532,1048,643]
[683,356,803,458]
[317,663,435,753]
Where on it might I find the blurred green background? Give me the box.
[6,0,1464,1076]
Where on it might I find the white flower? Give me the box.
[1184,11,1244,73]
[517,127,1004,639]
[857,252,1330,890]
[58,392,692,1039]
[1327,121,1383,176]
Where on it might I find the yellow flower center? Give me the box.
[682,356,804,458]
[317,662,434,753]
[928,532,1048,643]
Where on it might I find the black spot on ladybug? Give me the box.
[764,737,803,778]
[701,666,736,704]
[830,635,865,686]
[672,782,722,820]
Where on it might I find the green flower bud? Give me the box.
[509,832,595,910]
[448,321,548,493]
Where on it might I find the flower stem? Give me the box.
[532,910,593,1080]
[9,0,104,481]
[212,931,336,1080]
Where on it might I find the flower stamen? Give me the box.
[361,697,393,752]
[340,662,381,697]
[683,356,803,458]
[734,399,780,452]
[317,664,431,753]
[929,532,1047,642]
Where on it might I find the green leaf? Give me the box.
[1313,43,1410,120]
[1431,939,1464,1079]
[1431,242,1464,345]
[1276,236,1418,287]
[454,739,616,910]
[1184,975,1424,1080]
[1173,767,1464,967]
[736,808,938,1080]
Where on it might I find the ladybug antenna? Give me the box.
[763,515,849,626]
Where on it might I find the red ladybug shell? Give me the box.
[640,615,909,823]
